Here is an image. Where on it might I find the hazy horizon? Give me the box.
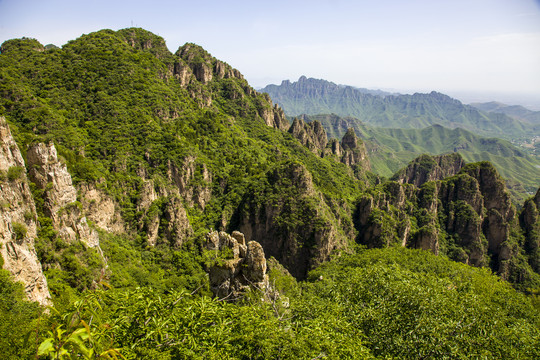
[1,0,539,109]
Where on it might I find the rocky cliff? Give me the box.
[205,230,270,300]
[392,153,465,187]
[335,128,371,171]
[288,119,371,174]
[27,143,100,249]
[0,117,51,305]
[235,162,351,279]
[356,156,529,281]
[519,188,540,272]
[288,118,328,155]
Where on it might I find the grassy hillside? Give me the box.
[301,114,540,200]
[262,77,537,141]
[471,101,540,125]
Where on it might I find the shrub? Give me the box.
[6,166,24,181]
[11,222,27,240]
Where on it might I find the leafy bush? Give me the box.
[7,165,24,181]
[11,221,27,240]
[306,247,540,359]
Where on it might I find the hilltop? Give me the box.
[0,28,539,359]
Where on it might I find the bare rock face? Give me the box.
[205,231,269,300]
[162,196,192,247]
[257,96,290,131]
[392,153,465,187]
[79,183,125,234]
[336,128,371,171]
[0,117,51,305]
[136,179,193,247]
[27,143,99,248]
[288,118,328,155]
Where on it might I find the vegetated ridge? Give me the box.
[299,113,540,201]
[260,76,538,141]
[0,29,539,359]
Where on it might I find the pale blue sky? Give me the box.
[1,0,540,107]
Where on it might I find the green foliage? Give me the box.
[39,290,122,359]
[7,165,25,181]
[35,286,374,360]
[12,221,27,240]
[99,230,209,294]
[306,247,540,359]
[0,269,43,360]
[1,28,539,359]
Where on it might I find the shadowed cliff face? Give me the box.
[520,188,540,272]
[356,155,532,281]
[235,162,350,279]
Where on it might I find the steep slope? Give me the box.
[0,27,538,292]
[0,117,51,305]
[0,29,365,283]
[261,76,535,141]
[301,114,540,199]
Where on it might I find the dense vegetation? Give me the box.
[2,247,539,359]
[300,114,540,201]
[1,29,539,358]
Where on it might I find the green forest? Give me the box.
[0,28,539,359]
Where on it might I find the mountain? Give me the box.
[0,29,539,358]
[300,114,540,200]
[471,101,540,125]
[260,76,537,141]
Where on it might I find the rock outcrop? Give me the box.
[205,230,270,300]
[288,118,328,155]
[338,128,370,171]
[27,143,100,249]
[79,182,125,234]
[257,93,290,131]
[137,179,192,247]
[167,156,212,209]
[236,162,350,279]
[392,153,465,187]
[0,117,51,305]
[356,158,520,274]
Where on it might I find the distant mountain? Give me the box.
[471,101,540,125]
[300,114,540,200]
[261,76,537,141]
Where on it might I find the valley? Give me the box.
[0,29,539,359]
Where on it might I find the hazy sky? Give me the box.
[1,0,540,107]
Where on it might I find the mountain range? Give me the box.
[0,29,539,359]
[260,76,539,142]
[298,114,540,200]
[471,101,540,125]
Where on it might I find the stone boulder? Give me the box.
[205,230,269,300]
